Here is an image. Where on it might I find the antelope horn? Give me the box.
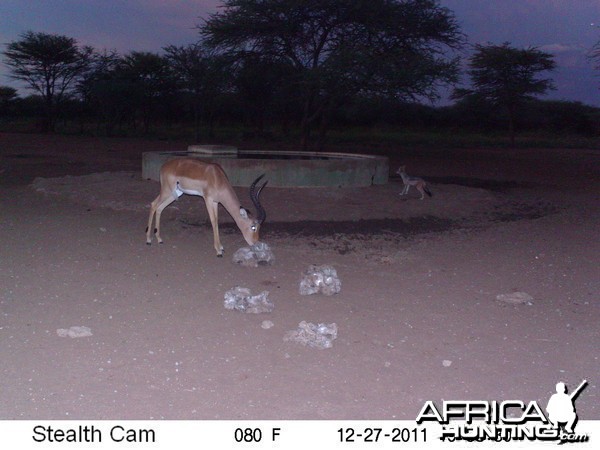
[249,174,267,224]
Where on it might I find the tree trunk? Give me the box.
[508,104,516,148]
[300,120,311,151]
[316,118,328,151]
[300,106,312,151]
[193,90,203,142]
[300,88,319,151]
[316,98,336,151]
[194,104,201,142]
[43,96,55,133]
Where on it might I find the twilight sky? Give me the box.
[1,0,598,106]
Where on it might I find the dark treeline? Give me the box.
[2,87,598,139]
[334,97,600,135]
[1,0,599,147]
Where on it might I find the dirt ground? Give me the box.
[0,133,598,420]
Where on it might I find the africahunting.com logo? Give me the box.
[416,380,589,444]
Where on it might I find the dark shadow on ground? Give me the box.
[181,201,558,238]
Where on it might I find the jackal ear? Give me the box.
[240,207,249,219]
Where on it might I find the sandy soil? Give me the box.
[0,133,598,420]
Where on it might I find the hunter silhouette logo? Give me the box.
[546,379,587,434]
[416,379,590,443]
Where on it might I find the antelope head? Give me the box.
[239,174,268,246]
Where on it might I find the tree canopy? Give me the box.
[453,42,556,146]
[201,0,464,147]
[164,43,231,140]
[2,31,93,131]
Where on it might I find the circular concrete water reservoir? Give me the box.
[142,146,388,187]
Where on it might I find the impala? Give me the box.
[146,158,267,256]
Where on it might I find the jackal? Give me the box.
[397,165,432,200]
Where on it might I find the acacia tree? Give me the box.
[233,54,299,136]
[201,0,463,148]
[2,31,93,132]
[164,43,230,140]
[453,42,556,146]
[76,50,136,135]
[119,52,177,133]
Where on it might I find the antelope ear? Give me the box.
[240,207,249,219]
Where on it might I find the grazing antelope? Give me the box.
[146,158,267,256]
[397,165,432,200]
